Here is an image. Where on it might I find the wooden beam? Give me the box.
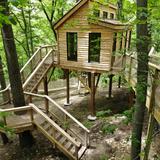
[108,74,114,98]
[43,76,49,113]
[64,69,71,106]
[89,72,96,116]
[118,76,121,88]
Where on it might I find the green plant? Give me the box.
[122,108,134,125]
[96,110,112,118]
[101,123,117,134]
[100,154,109,160]
[83,120,94,129]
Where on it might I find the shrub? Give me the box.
[101,123,117,134]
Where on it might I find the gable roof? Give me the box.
[54,0,118,30]
[54,0,88,30]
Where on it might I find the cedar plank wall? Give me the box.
[57,1,116,72]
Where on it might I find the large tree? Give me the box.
[0,0,34,147]
[131,0,150,159]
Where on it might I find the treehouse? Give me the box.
[54,0,132,73]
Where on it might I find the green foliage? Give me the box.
[122,108,134,125]
[100,154,109,160]
[51,68,64,80]
[96,110,112,118]
[83,120,94,129]
[101,123,117,134]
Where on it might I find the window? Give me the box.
[128,30,132,50]
[103,11,108,19]
[93,9,100,17]
[89,33,101,63]
[119,32,123,50]
[112,33,117,52]
[110,13,114,19]
[67,32,77,61]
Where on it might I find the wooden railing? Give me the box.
[125,53,160,123]
[24,92,90,147]
[0,104,80,158]
[0,45,57,106]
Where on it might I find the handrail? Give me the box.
[20,48,41,73]
[0,45,53,93]
[0,104,80,148]
[24,91,90,133]
[30,103,81,147]
[23,48,54,88]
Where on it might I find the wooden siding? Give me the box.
[89,1,117,19]
[57,1,115,72]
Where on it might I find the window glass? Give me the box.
[89,33,101,63]
[110,13,114,19]
[67,32,77,61]
[112,33,117,52]
[103,11,108,19]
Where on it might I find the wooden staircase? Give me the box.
[0,45,90,159]
[0,104,89,160]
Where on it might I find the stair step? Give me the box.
[55,132,63,141]
[78,146,86,159]
[59,136,67,145]
[64,141,74,152]
[43,123,51,131]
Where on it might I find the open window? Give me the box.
[88,33,101,63]
[103,11,108,19]
[67,32,77,61]
[110,13,114,19]
[93,9,100,17]
[112,33,117,53]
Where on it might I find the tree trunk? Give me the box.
[0,56,9,144]
[0,55,9,102]
[1,0,34,148]
[131,0,149,159]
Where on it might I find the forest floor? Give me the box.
[0,79,160,160]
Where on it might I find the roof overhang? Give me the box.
[89,18,132,30]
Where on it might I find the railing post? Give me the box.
[7,89,11,104]
[46,46,48,55]
[40,46,42,60]
[29,95,32,103]
[75,146,79,159]
[84,132,89,147]
[45,97,49,114]
[3,116,7,126]
[128,56,133,84]
[30,109,34,122]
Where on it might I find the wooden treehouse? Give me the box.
[54,0,131,117]
[0,0,134,159]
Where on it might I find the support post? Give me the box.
[88,72,96,120]
[118,76,121,88]
[108,74,114,98]
[43,76,49,113]
[64,69,71,106]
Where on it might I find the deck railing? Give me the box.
[0,45,57,106]
[24,92,90,147]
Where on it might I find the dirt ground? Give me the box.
[0,79,160,160]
